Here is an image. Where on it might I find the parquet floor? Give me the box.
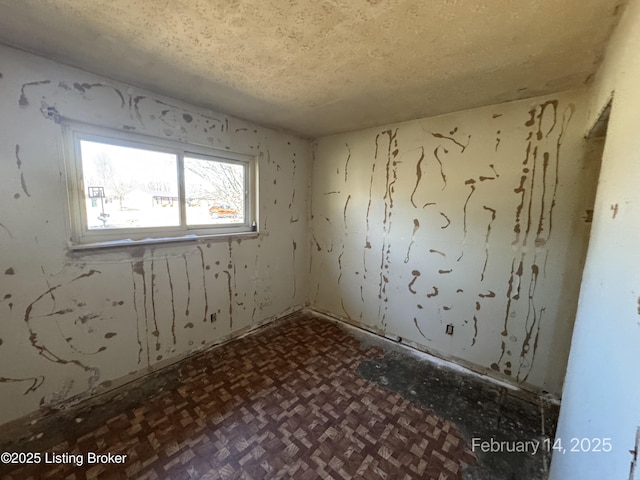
[2,312,477,479]
[3,314,475,480]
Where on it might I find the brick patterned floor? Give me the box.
[2,312,476,479]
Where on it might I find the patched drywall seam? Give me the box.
[0,44,311,426]
[310,89,596,396]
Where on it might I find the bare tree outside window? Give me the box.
[184,157,245,225]
[85,152,136,209]
[66,126,256,246]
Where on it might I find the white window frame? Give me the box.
[62,122,258,249]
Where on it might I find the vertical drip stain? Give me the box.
[252,243,260,322]
[132,261,150,365]
[382,129,399,210]
[525,308,544,382]
[292,239,297,300]
[364,163,376,253]
[471,315,479,346]
[512,173,527,245]
[491,340,507,372]
[404,219,420,263]
[290,156,297,209]
[523,141,532,166]
[16,144,22,170]
[517,264,540,381]
[338,189,349,308]
[523,147,538,246]
[196,246,209,324]
[536,152,550,241]
[378,248,386,298]
[513,135,534,244]
[501,259,517,336]
[183,255,191,316]
[410,147,425,207]
[536,100,558,139]
[130,266,143,365]
[481,206,496,281]
[513,259,524,300]
[165,258,177,346]
[15,145,31,197]
[343,195,351,231]
[549,104,574,240]
[20,173,30,197]
[432,146,448,189]
[344,143,351,182]
[513,100,568,249]
[150,259,160,351]
[375,128,399,329]
[222,271,233,329]
[462,185,476,237]
[227,239,234,329]
[263,149,271,231]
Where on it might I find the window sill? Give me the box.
[67,231,259,251]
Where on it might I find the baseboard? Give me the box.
[0,305,306,445]
[304,306,561,406]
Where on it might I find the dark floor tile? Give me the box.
[0,312,556,480]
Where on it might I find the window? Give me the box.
[63,123,257,248]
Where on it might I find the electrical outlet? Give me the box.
[446,324,454,335]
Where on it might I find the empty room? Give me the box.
[0,1,639,479]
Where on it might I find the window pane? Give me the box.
[184,157,245,226]
[80,140,179,229]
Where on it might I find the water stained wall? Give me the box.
[310,90,598,396]
[0,45,311,426]
[552,0,640,476]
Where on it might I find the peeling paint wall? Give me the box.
[551,0,640,477]
[0,45,311,426]
[310,90,597,396]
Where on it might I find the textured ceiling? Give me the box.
[0,0,626,137]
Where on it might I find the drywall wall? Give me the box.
[550,0,640,478]
[0,45,311,426]
[310,90,598,396]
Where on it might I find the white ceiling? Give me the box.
[0,0,626,137]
